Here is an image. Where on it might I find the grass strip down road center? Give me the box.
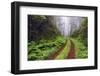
[55,39,71,59]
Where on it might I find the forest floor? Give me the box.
[28,38,87,60]
[48,39,76,60]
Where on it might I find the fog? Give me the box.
[52,16,82,36]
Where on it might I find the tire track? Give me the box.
[67,40,76,59]
[47,42,67,60]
